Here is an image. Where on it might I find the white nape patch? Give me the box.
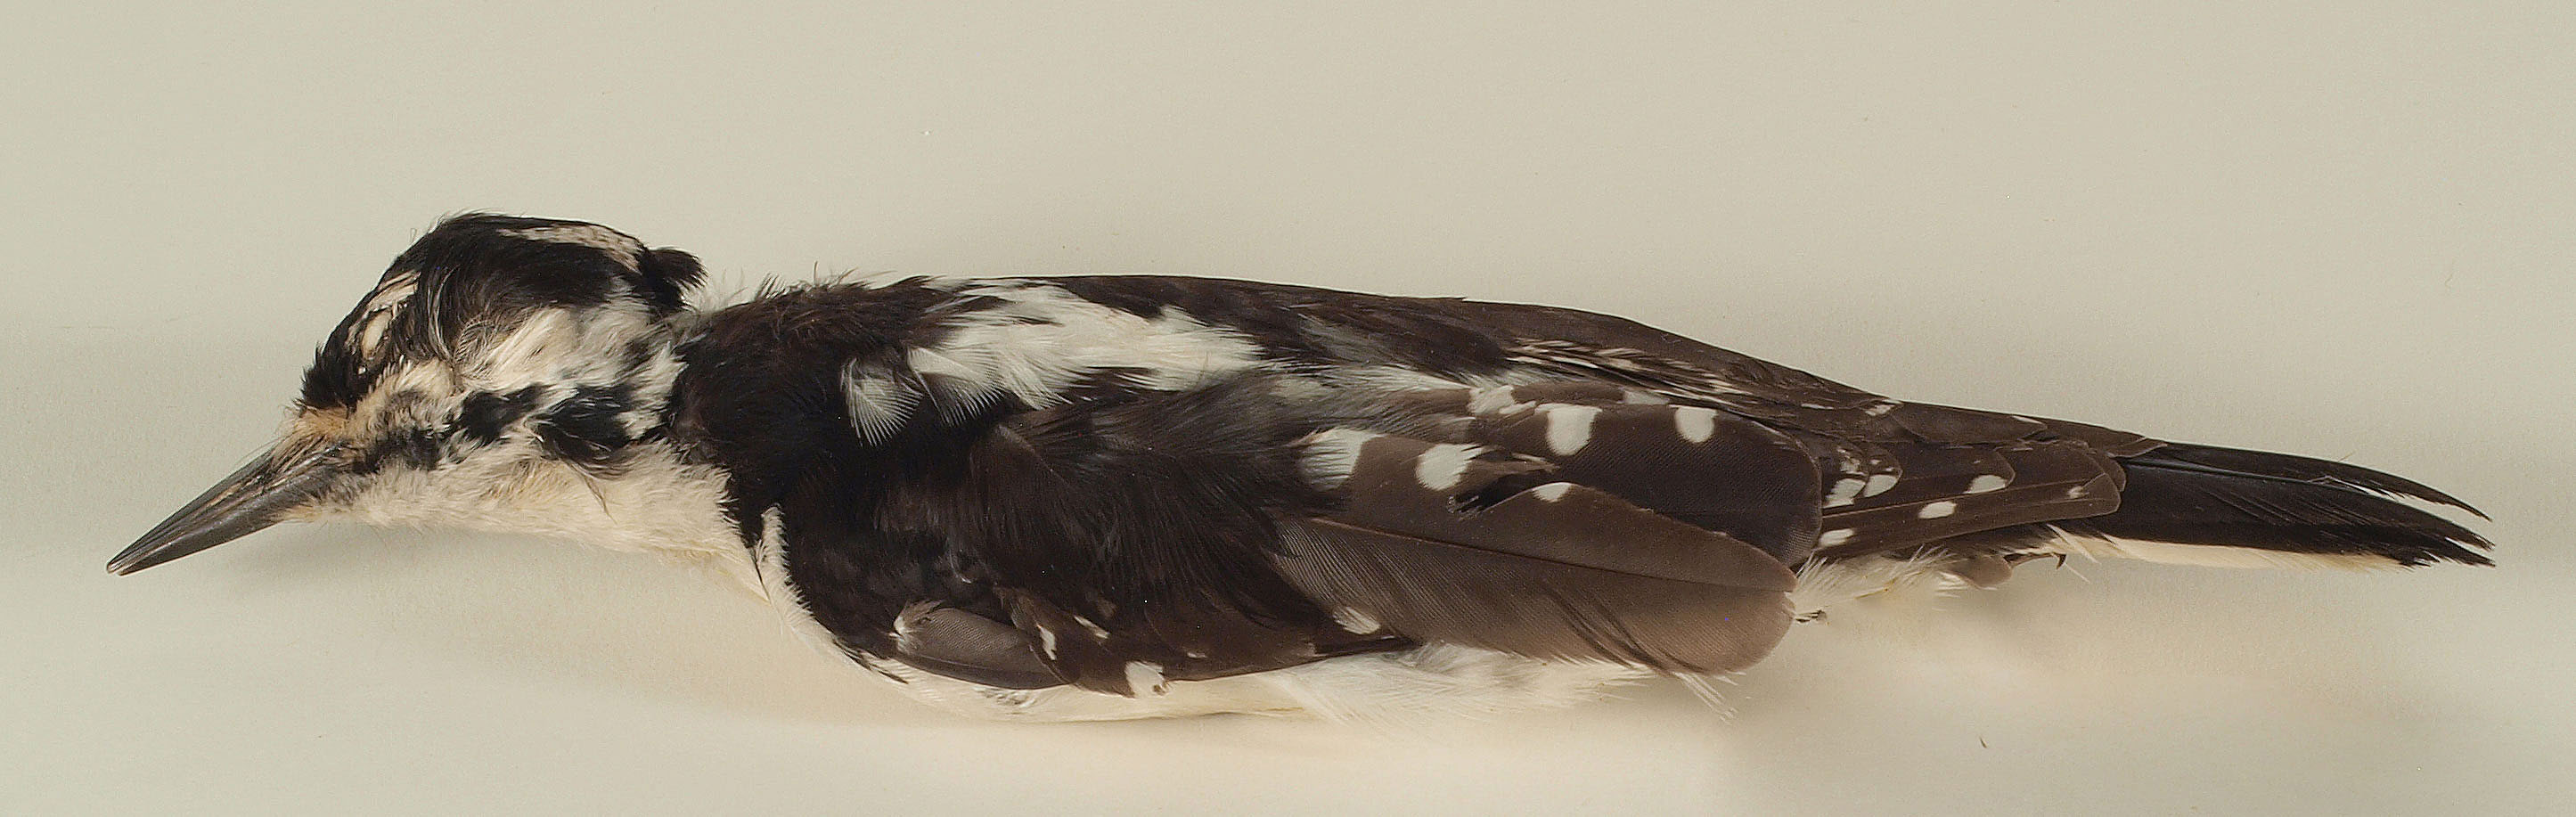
[1672,406,1718,444]
[1298,428,1383,489]
[2035,526,2400,571]
[920,282,1267,408]
[1466,386,1523,414]
[1824,478,1865,508]
[1541,404,1600,454]
[1529,482,1574,502]
[1412,443,1483,491]
[1124,662,1169,696]
[868,643,1644,723]
[1918,501,1959,519]
[1967,474,2009,494]
[1818,528,1854,546]
[1332,607,1383,633]
[1861,473,1899,497]
[500,224,642,269]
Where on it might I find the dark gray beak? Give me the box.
[109,444,348,576]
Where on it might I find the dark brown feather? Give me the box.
[1273,431,1795,674]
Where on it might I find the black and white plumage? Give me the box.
[111,214,2492,720]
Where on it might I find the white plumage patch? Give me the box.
[1824,478,1866,508]
[1124,662,1168,696]
[756,507,853,655]
[2033,526,2401,571]
[841,364,922,443]
[1672,405,1719,444]
[1297,429,1383,489]
[1861,473,1899,497]
[1412,443,1484,491]
[864,644,1646,723]
[499,224,643,269]
[928,282,1268,405]
[1541,404,1599,454]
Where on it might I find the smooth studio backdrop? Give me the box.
[4,3,2569,814]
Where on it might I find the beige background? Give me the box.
[4,3,2570,814]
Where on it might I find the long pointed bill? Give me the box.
[109,444,348,576]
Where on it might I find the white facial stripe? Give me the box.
[347,273,421,357]
[470,305,662,394]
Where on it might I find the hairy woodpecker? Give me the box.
[110,214,2491,721]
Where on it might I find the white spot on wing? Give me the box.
[1862,473,1899,497]
[1818,528,1855,546]
[1967,475,2008,494]
[1672,406,1719,444]
[1300,429,1382,489]
[1824,478,1865,508]
[1542,404,1599,454]
[1413,443,1482,491]
[1124,662,1167,696]
[1467,387,1522,414]
[1038,627,1059,659]
[1072,615,1110,640]
[1530,482,1574,502]
[1918,501,1959,519]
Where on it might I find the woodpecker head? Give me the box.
[110,215,711,575]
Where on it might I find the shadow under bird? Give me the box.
[111,214,2492,720]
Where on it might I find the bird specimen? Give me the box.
[112,215,2490,721]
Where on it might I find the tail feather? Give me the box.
[2128,443,2488,519]
[2055,444,2491,568]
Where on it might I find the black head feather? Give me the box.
[299,214,704,409]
